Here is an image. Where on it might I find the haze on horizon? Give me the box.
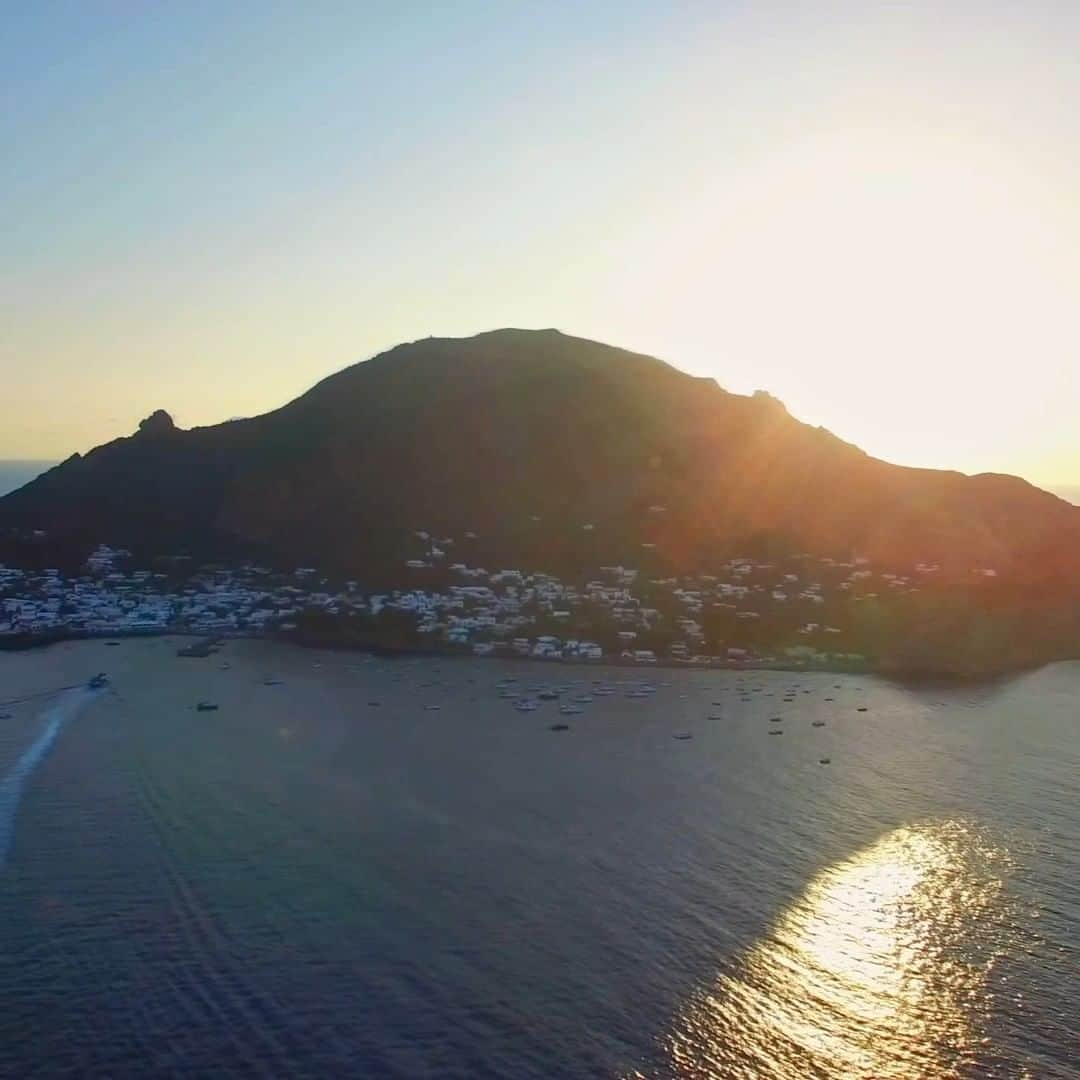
[3,2,1079,488]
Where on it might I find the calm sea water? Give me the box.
[0,647,1077,1078]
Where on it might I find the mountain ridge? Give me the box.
[3,329,1079,584]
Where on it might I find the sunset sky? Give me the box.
[3,2,1078,487]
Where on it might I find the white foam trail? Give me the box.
[0,687,95,867]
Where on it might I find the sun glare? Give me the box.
[606,126,1078,479]
[653,822,1017,1079]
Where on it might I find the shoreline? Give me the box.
[0,625,1057,684]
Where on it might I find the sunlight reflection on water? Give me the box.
[641,821,1020,1079]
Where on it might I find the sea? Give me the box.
[0,460,55,497]
[0,640,1076,1078]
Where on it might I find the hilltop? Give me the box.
[3,328,1080,585]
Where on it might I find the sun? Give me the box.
[602,124,1078,481]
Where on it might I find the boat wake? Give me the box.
[0,687,96,867]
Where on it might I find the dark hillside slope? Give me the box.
[4,329,1079,583]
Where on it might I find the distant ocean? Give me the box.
[0,461,55,497]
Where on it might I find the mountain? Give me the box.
[4,328,1080,584]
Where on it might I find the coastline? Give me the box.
[0,625,1054,683]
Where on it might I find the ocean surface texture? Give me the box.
[0,639,1076,1079]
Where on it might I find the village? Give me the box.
[0,533,1003,669]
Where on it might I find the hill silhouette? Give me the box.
[3,329,1079,584]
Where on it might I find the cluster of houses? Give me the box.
[0,538,1001,667]
[0,547,307,639]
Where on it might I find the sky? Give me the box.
[2,1,1079,488]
